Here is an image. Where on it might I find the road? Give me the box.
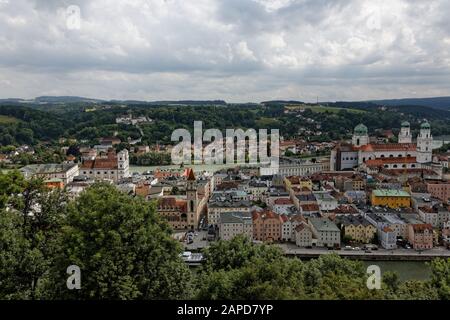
[182,230,210,251]
[279,243,450,259]
[176,233,450,258]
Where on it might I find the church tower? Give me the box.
[416,121,433,163]
[185,168,198,230]
[398,121,412,144]
[352,124,369,147]
[117,149,130,180]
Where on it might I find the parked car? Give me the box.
[344,246,352,251]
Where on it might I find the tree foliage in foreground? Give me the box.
[198,237,450,300]
[1,171,450,300]
[0,172,192,300]
[47,183,192,300]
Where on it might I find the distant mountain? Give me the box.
[0,96,226,106]
[368,97,450,111]
[327,100,450,119]
[34,96,105,104]
[0,96,104,104]
[0,98,33,104]
[126,100,227,106]
[261,100,304,105]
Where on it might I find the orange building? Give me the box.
[252,210,283,242]
[44,178,64,189]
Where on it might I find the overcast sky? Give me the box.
[0,0,449,102]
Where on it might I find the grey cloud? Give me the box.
[0,0,449,102]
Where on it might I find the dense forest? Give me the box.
[1,170,449,300]
[1,100,450,149]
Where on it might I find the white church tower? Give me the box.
[352,124,369,147]
[117,149,130,179]
[416,121,433,163]
[398,121,412,144]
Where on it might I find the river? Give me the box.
[362,261,431,282]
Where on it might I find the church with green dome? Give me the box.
[331,121,436,173]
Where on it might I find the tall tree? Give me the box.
[48,183,193,300]
[0,172,67,299]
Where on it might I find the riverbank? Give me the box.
[280,244,450,261]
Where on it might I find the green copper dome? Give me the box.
[421,121,431,129]
[354,123,368,136]
[401,121,410,127]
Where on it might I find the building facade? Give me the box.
[252,210,283,242]
[20,163,79,185]
[219,212,253,241]
[331,121,434,171]
[371,189,411,209]
[80,149,130,183]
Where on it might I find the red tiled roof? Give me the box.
[366,157,417,167]
[274,198,293,205]
[301,204,320,212]
[357,143,417,152]
[184,168,196,181]
[252,209,281,221]
[411,224,433,233]
[81,159,118,170]
[158,197,187,212]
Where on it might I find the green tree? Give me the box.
[429,258,450,300]
[396,281,439,300]
[48,183,192,300]
[0,175,67,299]
[382,271,400,293]
[201,235,283,272]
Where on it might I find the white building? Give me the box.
[281,214,306,242]
[208,191,251,226]
[331,121,434,171]
[308,217,341,248]
[380,226,397,249]
[20,163,79,185]
[294,223,314,247]
[219,212,253,241]
[313,191,338,212]
[80,149,130,183]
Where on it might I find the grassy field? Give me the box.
[286,104,366,114]
[0,115,20,124]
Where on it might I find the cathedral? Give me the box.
[331,121,434,172]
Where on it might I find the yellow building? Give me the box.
[284,176,313,192]
[371,189,411,209]
[339,216,377,243]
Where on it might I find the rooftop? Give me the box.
[220,212,252,224]
[309,217,340,232]
[372,189,410,198]
[21,163,78,175]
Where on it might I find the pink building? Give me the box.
[408,224,433,250]
[427,182,450,202]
